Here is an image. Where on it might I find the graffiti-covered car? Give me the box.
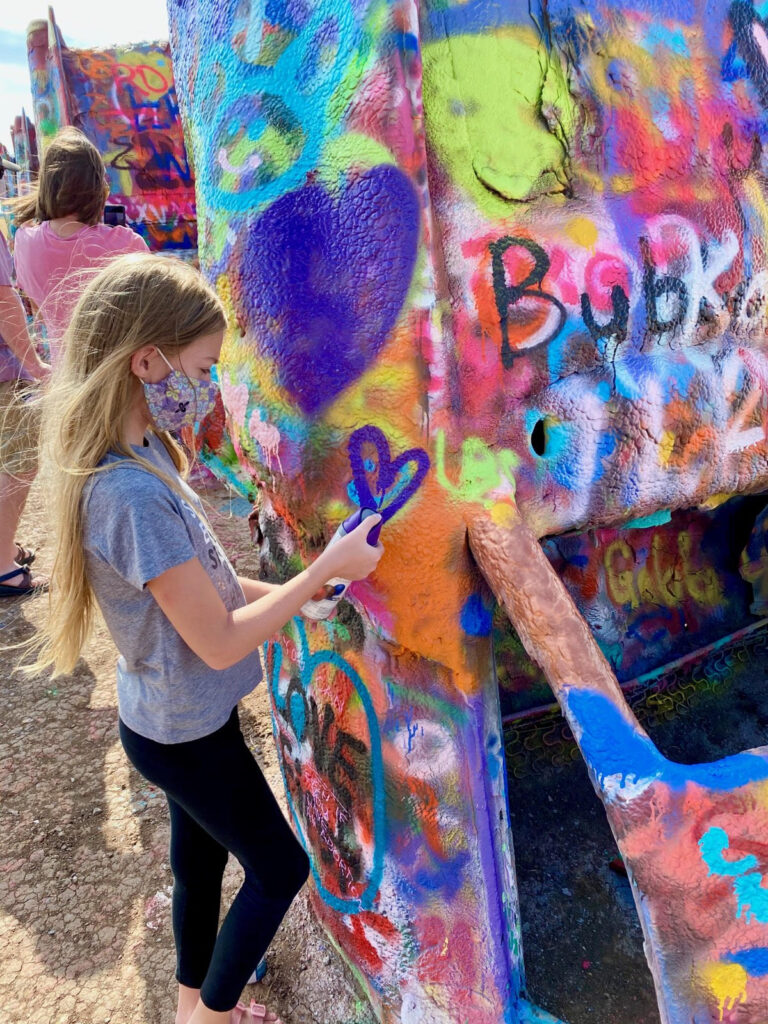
[168,1,768,1022]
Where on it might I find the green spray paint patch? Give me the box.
[435,429,518,507]
[422,27,576,213]
[318,132,396,186]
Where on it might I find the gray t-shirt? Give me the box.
[82,435,262,743]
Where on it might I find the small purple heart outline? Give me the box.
[348,425,430,523]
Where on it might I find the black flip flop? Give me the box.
[0,565,46,597]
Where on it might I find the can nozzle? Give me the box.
[341,507,381,545]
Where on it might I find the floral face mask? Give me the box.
[142,348,219,431]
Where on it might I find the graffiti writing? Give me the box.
[348,425,430,522]
[485,215,755,365]
[280,678,368,892]
[700,825,768,924]
[605,531,723,610]
[267,619,385,914]
[490,235,567,365]
[63,43,196,251]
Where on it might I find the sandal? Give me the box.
[0,565,47,597]
[248,1003,283,1023]
[247,957,267,984]
[231,1001,284,1024]
[14,542,35,566]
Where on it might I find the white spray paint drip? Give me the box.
[221,372,249,431]
[249,408,283,472]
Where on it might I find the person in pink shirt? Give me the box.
[12,127,148,363]
[0,230,50,594]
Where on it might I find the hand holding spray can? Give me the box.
[300,507,382,620]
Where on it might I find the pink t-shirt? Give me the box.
[14,221,148,362]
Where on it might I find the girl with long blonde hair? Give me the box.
[36,252,383,1024]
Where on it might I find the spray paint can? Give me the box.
[300,507,382,620]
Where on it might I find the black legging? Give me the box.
[119,706,310,1012]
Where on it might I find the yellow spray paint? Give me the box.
[699,961,748,1019]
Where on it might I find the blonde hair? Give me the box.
[10,127,107,227]
[34,251,226,676]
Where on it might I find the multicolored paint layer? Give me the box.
[498,497,764,717]
[9,113,38,190]
[26,8,196,252]
[169,0,768,1021]
[470,503,768,1024]
[423,0,768,537]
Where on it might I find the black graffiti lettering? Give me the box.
[580,284,630,342]
[328,730,366,893]
[489,235,566,367]
[279,731,296,782]
[640,236,688,334]
[302,695,334,773]
[730,2,768,111]
[279,682,370,893]
[333,824,361,893]
[722,121,762,180]
[107,136,135,172]
[726,280,747,322]
[328,730,367,811]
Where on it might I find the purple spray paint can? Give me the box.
[300,508,381,620]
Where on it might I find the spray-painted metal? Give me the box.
[167,1,768,1020]
[6,113,37,194]
[25,7,196,253]
[470,503,768,1023]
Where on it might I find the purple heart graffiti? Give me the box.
[237,164,420,415]
[348,425,430,522]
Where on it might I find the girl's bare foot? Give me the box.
[187,1001,229,1023]
[181,992,284,1023]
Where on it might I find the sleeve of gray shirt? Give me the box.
[83,465,198,589]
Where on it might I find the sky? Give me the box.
[0,1,170,153]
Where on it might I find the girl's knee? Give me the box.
[281,843,310,898]
[170,839,228,886]
[293,845,311,890]
[246,842,309,903]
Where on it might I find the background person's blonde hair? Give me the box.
[9,127,108,227]
[33,251,226,676]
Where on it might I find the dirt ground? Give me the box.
[0,474,378,1024]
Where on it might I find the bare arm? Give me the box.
[148,515,382,670]
[0,286,49,379]
[238,576,341,604]
[238,577,281,602]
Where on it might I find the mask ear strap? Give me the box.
[155,348,175,372]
